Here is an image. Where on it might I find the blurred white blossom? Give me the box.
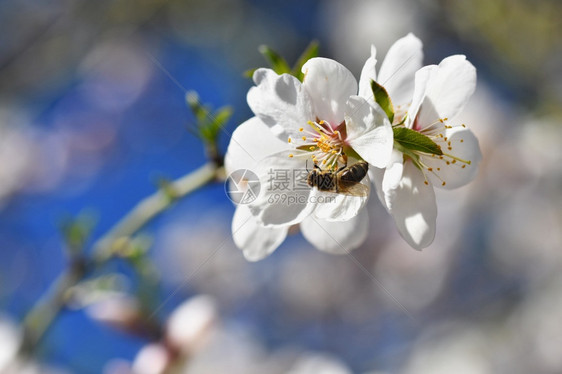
[0,315,21,373]
[0,314,68,374]
[165,295,217,355]
[131,343,171,374]
[402,322,493,374]
[0,109,35,208]
[287,352,352,374]
[321,0,424,73]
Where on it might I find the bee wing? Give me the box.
[338,182,369,197]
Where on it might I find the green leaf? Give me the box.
[259,45,291,75]
[245,41,321,81]
[393,127,443,155]
[371,80,394,123]
[186,91,232,144]
[243,68,258,79]
[186,91,210,124]
[292,40,319,81]
[58,211,97,256]
[211,106,233,130]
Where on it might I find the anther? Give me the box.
[289,154,294,158]
[442,182,446,186]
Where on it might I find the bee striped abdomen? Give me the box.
[307,161,369,197]
[339,161,368,185]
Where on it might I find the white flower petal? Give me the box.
[312,174,370,222]
[415,55,476,126]
[358,44,377,98]
[232,205,288,261]
[407,65,436,129]
[386,161,437,249]
[302,58,358,125]
[345,96,393,168]
[247,69,314,138]
[224,117,288,174]
[422,126,482,189]
[369,166,387,209]
[382,149,404,194]
[249,151,315,226]
[378,33,423,108]
[301,208,369,254]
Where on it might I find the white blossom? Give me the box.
[364,34,482,249]
[225,57,393,260]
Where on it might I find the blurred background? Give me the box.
[1,0,561,373]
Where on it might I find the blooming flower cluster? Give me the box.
[225,34,481,261]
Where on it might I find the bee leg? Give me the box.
[335,174,340,193]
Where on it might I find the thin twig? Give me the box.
[20,162,222,354]
[92,162,221,264]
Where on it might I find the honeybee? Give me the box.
[307,161,369,197]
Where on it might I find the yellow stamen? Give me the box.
[443,153,471,165]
